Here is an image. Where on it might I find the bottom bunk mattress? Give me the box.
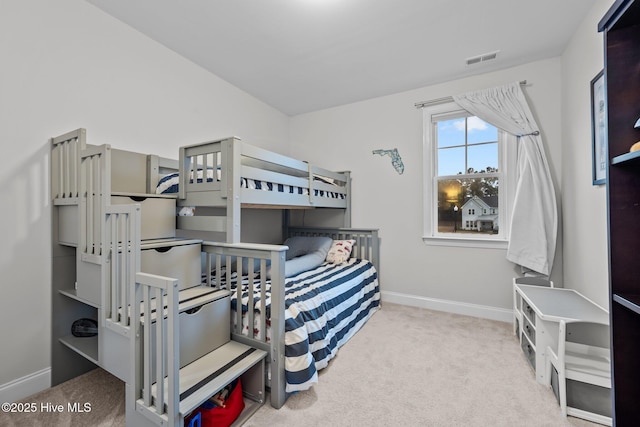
[212,258,380,393]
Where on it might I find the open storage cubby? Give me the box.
[51,199,99,385]
[599,1,640,424]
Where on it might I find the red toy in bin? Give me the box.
[185,379,245,427]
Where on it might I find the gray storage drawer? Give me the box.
[111,195,175,240]
[56,195,176,246]
[179,293,230,365]
[520,337,535,371]
[523,302,536,326]
[141,241,201,290]
[522,316,535,346]
[146,292,230,377]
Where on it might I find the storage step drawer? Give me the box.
[111,195,175,240]
[57,195,176,246]
[141,240,202,291]
[145,292,231,381]
[75,238,201,307]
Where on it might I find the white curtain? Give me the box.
[453,82,557,276]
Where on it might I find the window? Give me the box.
[422,102,516,248]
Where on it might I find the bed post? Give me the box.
[282,209,291,242]
[222,138,242,243]
[146,155,159,194]
[269,248,287,409]
[178,146,188,201]
[342,171,352,227]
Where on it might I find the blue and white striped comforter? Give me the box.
[216,258,380,392]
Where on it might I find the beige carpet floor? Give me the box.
[1,303,602,426]
[0,367,125,427]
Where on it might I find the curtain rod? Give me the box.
[414,80,527,109]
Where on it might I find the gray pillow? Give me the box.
[283,252,321,277]
[283,236,332,260]
[282,236,332,277]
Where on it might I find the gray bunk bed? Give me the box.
[164,136,352,243]
[50,129,380,426]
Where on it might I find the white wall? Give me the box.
[561,0,614,309]
[289,58,564,320]
[0,0,289,400]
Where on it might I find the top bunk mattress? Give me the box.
[155,170,347,201]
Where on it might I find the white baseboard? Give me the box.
[0,368,51,403]
[381,290,512,323]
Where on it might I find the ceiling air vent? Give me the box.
[465,50,499,66]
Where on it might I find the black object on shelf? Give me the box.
[71,318,98,337]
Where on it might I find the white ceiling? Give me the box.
[86,0,598,116]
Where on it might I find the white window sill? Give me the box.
[422,235,508,249]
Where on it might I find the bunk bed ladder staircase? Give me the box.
[102,202,183,426]
[73,139,266,426]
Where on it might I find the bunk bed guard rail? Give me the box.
[51,128,86,201]
[131,272,180,426]
[176,137,351,243]
[201,241,288,409]
[103,204,141,337]
[178,137,349,205]
[287,227,380,275]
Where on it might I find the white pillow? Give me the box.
[326,239,356,264]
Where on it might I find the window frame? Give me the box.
[422,102,517,249]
